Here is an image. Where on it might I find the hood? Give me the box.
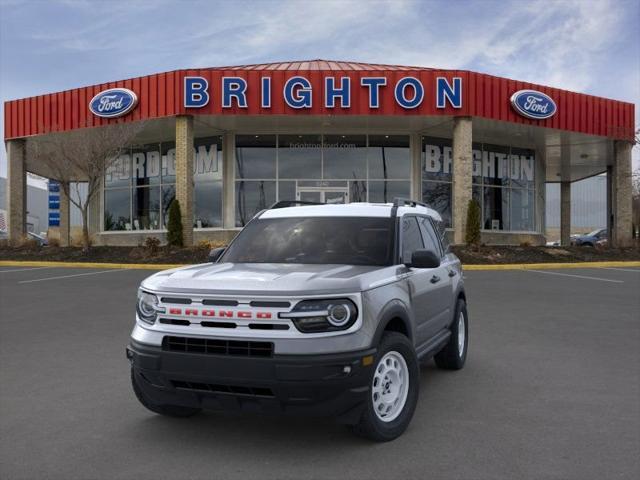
[141,262,399,296]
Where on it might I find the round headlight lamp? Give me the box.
[280,298,358,333]
[327,303,351,327]
[136,290,163,324]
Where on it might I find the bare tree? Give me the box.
[27,121,144,250]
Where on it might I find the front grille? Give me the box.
[162,336,273,357]
[171,380,274,397]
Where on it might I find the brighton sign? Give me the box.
[183,75,463,110]
[510,89,557,120]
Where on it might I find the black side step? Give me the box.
[415,329,451,360]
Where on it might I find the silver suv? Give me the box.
[127,199,469,441]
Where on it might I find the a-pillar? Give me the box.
[452,117,473,244]
[560,181,571,246]
[610,141,633,247]
[6,139,27,244]
[175,115,194,246]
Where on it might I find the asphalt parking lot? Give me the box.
[0,265,639,480]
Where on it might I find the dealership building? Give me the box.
[3,60,635,246]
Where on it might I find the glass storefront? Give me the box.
[103,132,536,234]
[103,136,223,231]
[235,134,410,226]
[422,136,536,231]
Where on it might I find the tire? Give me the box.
[131,369,201,418]
[434,298,468,370]
[352,332,419,442]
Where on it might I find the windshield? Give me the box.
[587,229,603,237]
[221,217,395,266]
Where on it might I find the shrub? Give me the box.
[144,236,161,256]
[166,200,183,247]
[48,237,61,248]
[519,241,532,248]
[465,199,481,246]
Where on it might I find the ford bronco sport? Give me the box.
[127,199,469,441]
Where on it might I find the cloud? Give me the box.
[0,0,638,175]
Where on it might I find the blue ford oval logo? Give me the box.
[89,88,138,118]
[510,89,556,120]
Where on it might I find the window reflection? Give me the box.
[323,135,367,179]
[368,135,410,179]
[278,135,321,179]
[236,180,276,227]
[236,135,276,179]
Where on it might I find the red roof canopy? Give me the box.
[4,59,635,141]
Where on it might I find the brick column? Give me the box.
[6,139,27,244]
[452,117,473,244]
[560,181,571,246]
[222,133,236,229]
[611,141,633,247]
[59,182,70,246]
[175,115,194,246]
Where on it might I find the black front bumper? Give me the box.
[127,339,376,424]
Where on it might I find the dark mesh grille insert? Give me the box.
[162,336,273,357]
[171,380,274,397]
[202,299,239,306]
[249,301,291,308]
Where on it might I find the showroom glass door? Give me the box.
[296,186,349,204]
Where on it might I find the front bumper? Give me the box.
[127,339,376,424]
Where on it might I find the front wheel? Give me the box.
[434,298,469,370]
[352,332,419,442]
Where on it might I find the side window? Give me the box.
[434,219,450,253]
[401,216,424,264]
[418,217,442,257]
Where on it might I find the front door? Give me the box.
[296,187,349,204]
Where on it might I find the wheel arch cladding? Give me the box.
[371,301,413,347]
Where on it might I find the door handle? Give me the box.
[448,269,457,277]
[430,275,441,284]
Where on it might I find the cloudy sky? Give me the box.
[0,0,638,178]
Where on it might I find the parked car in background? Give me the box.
[572,229,607,247]
[27,231,48,246]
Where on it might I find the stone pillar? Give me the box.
[452,117,473,244]
[606,165,613,243]
[560,181,571,246]
[175,115,194,246]
[222,133,236,229]
[410,133,422,201]
[59,182,70,247]
[6,139,27,244]
[611,141,633,247]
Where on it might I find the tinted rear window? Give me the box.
[221,217,394,266]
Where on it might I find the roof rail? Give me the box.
[269,200,325,209]
[393,197,430,208]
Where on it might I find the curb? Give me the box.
[0,260,184,270]
[1,260,639,271]
[463,261,640,271]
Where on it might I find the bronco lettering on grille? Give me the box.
[166,308,272,319]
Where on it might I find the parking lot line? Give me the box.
[0,266,56,273]
[598,267,640,273]
[527,269,624,283]
[17,269,125,284]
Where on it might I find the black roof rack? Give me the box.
[392,198,430,208]
[269,200,325,209]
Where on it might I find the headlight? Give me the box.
[280,299,358,333]
[136,290,164,324]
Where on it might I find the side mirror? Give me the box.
[406,249,440,269]
[208,247,226,263]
